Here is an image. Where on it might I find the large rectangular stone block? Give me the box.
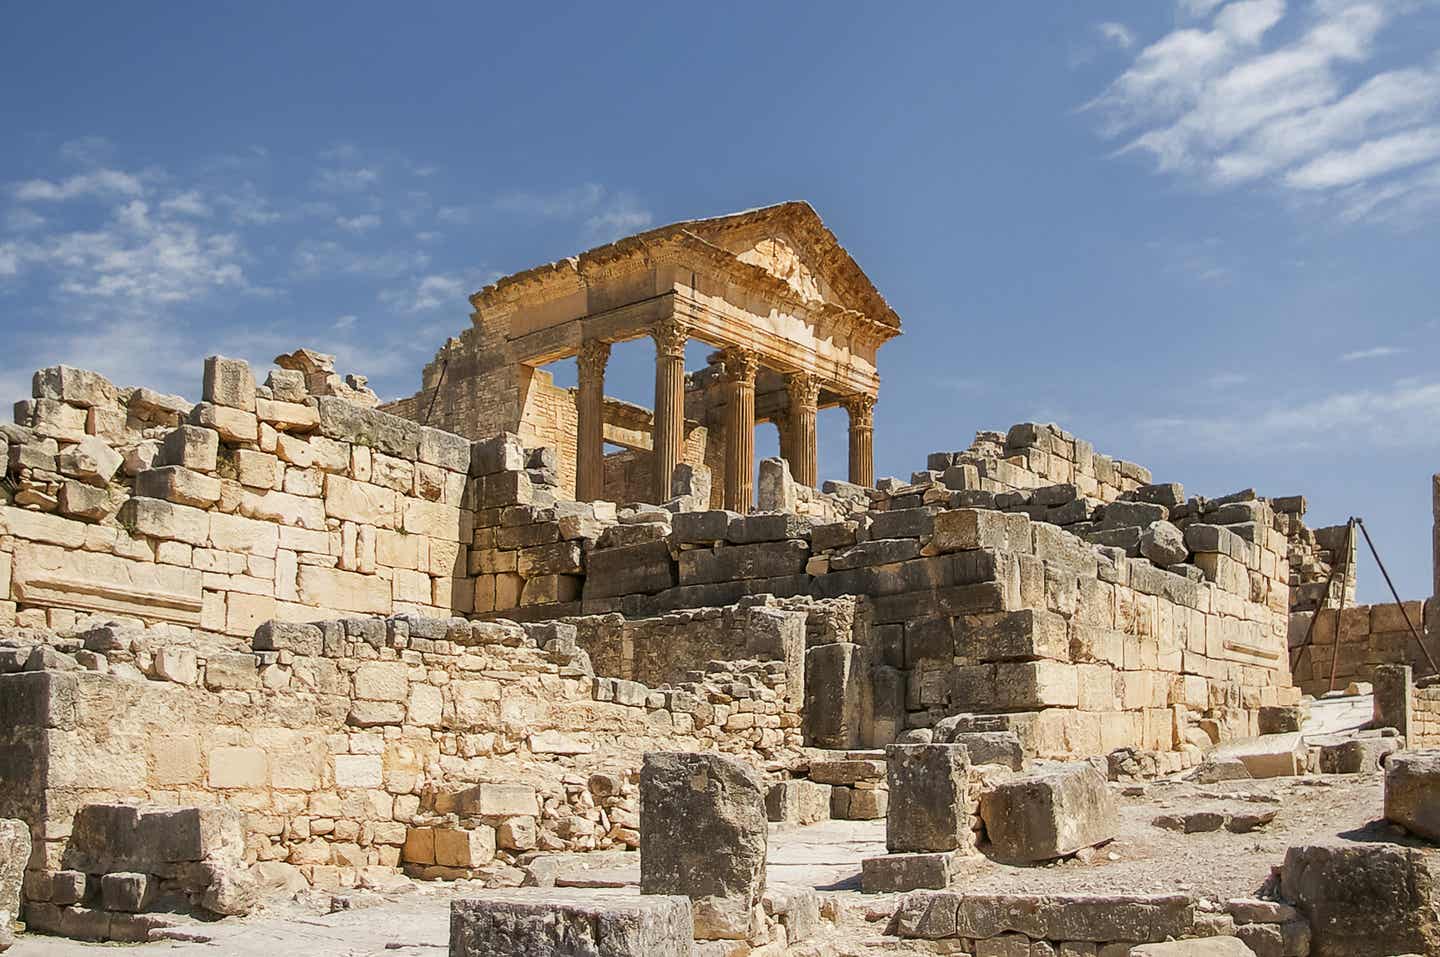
[978,763,1117,862]
[804,643,865,749]
[641,752,766,940]
[678,539,809,585]
[449,891,693,957]
[886,744,974,853]
[1385,750,1440,842]
[583,541,675,600]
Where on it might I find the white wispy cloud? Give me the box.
[1340,345,1399,360]
[379,273,469,313]
[1088,0,1440,221]
[159,190,212,218]
[315,166,380,193]
[4,199,246,307]
[1098,22,1137,50]
[1139,378,1440,451]
[5,209,46,232]
[336,213,382,233]
[291,239,429,278]
[12,168,145,202]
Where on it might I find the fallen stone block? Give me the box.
[1385,750,1440,842]
[934,728,1024,769]
[1257,704,1305,734]
[886,744,974,853]
[449,891,694,956]
[640,752,767,940]
[1280,842,1440,956]
[1316,736,1400,774]
[761,884,819,944]
[979,763,1118,862]
[861,852,961,893]
[1129,939,1257,955]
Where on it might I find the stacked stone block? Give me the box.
[1289,599,1431,696]
[23,803,252,943]
[3,356,477,638]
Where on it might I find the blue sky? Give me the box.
[2,1,1439,602]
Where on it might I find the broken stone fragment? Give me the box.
[32,365,118,408]
[1140,519,1188,566]
[56,435,122,486]
[979,762,1118,862]
[1385,750,1440,842]
[202,355,257,411]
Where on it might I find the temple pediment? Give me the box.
[471,201,902,336]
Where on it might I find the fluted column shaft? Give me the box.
[575,340,610,501]
[785,372,820,488]
[846,394,876,488]
[650,319,688,503]
[721,348,759,513]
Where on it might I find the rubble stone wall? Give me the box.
[2,360,478,639]
[925,423,1152,502]
[1288,600,1433,697]
[1414,683,1440,746]
[1,611,800,893]
[515,368,579,499]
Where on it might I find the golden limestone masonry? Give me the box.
[3,204,1440,955]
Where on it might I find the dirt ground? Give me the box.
[6,770,1404,956]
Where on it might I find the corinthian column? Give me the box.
[575,339,610,501]
[650,318,688,503]
[845,393,876,488]
[785,371,820,489]
[720,348,759,513]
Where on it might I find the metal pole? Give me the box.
[1356,518,1440,677]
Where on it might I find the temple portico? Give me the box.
[384,202,901,509]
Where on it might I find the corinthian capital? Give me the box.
[719,347,759,384]
[785,371,820,409]
[650,318,689,359]
[577,339,611,379]
[844,393,876,428]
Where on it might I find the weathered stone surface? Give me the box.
[805,642,864,749]
[932,726,1025,770]
[57,435,123,485]
[1129,939,1257,956]
[765,780,831,825]
[1386,751,1440,842]
[203,355,257,411]
[1280,842,1440,956]
[33,365,118,407]
[892,891,1195,943]
[584,541,675,599]
[679,539,808,585]
[100,872,154,913]
[979,763,1118,861]
[158,425,220,472]
[0,819,29,928]
[316,396,420,457]
[1140,520,1188,566]
[887,744,973,853]
[68,804,244,873]
[449,891,694,957]
[1317,736,1400,774]
[862,851,960,893]
[640,752,766,940]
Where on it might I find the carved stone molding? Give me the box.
[650,318,689,359]
[577,339,611,379]
[719,348,759,385]
[785,371,820,409]
[843,393,876,428]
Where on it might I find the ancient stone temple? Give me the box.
[3,204,1440,955]
[383,202,901,510]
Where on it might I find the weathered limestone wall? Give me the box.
[2,359,476,637]
[515,368,579,499]
[1,610,801,893]
[925,423,1152,502]
[567,599,805,694]
[1288,600,1433,696]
